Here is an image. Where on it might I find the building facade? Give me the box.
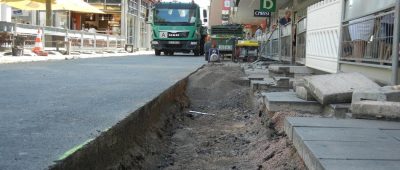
[1,0,155,50]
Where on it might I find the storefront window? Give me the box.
[87,0,105,3]
[54,11,69,28]
[127,16,135,44]
[11,9,32,24]
[37,11,69,28]
[140,2,148,19]
[105,5,121,11]
[128,0,139,16]
[106,0,121,4]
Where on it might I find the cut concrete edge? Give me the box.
[322,103,351,119]
[293,127,324,170]
[351,101,400,121]
[284,117,324,170]
[285,117,400,130]
[352,85,400,103]
[49,65,205,170]
[303,78,324,104]
[285,117,400,170]
[263,92,323,114]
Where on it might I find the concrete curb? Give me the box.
[50,65,205,169]
[0,51,154,64]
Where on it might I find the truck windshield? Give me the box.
[154,8,196,26]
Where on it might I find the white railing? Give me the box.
[0,21,126,54]
[306,0,343,73]
[296,17,307,64]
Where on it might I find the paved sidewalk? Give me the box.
[0,51,154,64]
[284,117,400,170]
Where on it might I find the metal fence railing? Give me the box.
[341,10,394,65]
[256,22,294,63]
[267,29,280,60]
[0,21,126,55]
[296,17,307,64]
[280,23,293,63]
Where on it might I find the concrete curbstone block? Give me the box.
[303,72,380,105]
[351,101,400,120]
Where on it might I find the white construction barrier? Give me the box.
[306,0,343,73]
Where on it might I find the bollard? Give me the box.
[66,40,71,55]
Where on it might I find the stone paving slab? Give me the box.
[269,65,313,74]
[303,72,380,105]
[320,160,400,170]
[306,140,400,160]
[382,130,400,141]
[285,117,400,131]
[352,85,400,103]
[284,117,400,170]
[250,78,275,91]
[351,101,400,120]
[244,68,269,75]
[262,92,323,113]
[294,127,398,142]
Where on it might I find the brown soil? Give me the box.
[157,64,306,170]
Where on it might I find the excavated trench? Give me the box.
[51,64,305,170]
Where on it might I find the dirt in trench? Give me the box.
[157,64,306,170]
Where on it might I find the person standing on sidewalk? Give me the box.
[204,36,212,61]
[279,11,292,26]
[255,26,263,40]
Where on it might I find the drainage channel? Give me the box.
[50,64,306,170]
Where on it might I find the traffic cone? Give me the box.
[32,28,48,56]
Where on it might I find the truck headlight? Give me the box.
[151,41,159,45]
[190,42,197,45]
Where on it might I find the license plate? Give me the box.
[218,45,232,50]
[168,41,180,44]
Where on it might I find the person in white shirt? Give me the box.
[348,16,374,59]
[255,26,263,38]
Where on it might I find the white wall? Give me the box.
[306,0,343,73]
[0,5,12,22]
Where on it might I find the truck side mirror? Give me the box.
[203,9,207,18]
[203,19,208,23]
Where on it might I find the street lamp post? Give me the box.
[392,0,400,85]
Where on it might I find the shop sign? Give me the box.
[254,10,271,17]
[223,0,231,10]
[260,0,276,12]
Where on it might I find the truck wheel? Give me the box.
[155,50,161,56]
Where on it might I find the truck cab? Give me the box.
[210,24,244,58]
[150,2,207,56]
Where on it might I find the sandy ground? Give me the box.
[155,64,306,170]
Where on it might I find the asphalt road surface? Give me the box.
[0,54,204,170]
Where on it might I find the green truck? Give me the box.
[210,24,244,57]
[149,2,207,56]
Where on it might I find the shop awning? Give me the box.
[0,0,104,13]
